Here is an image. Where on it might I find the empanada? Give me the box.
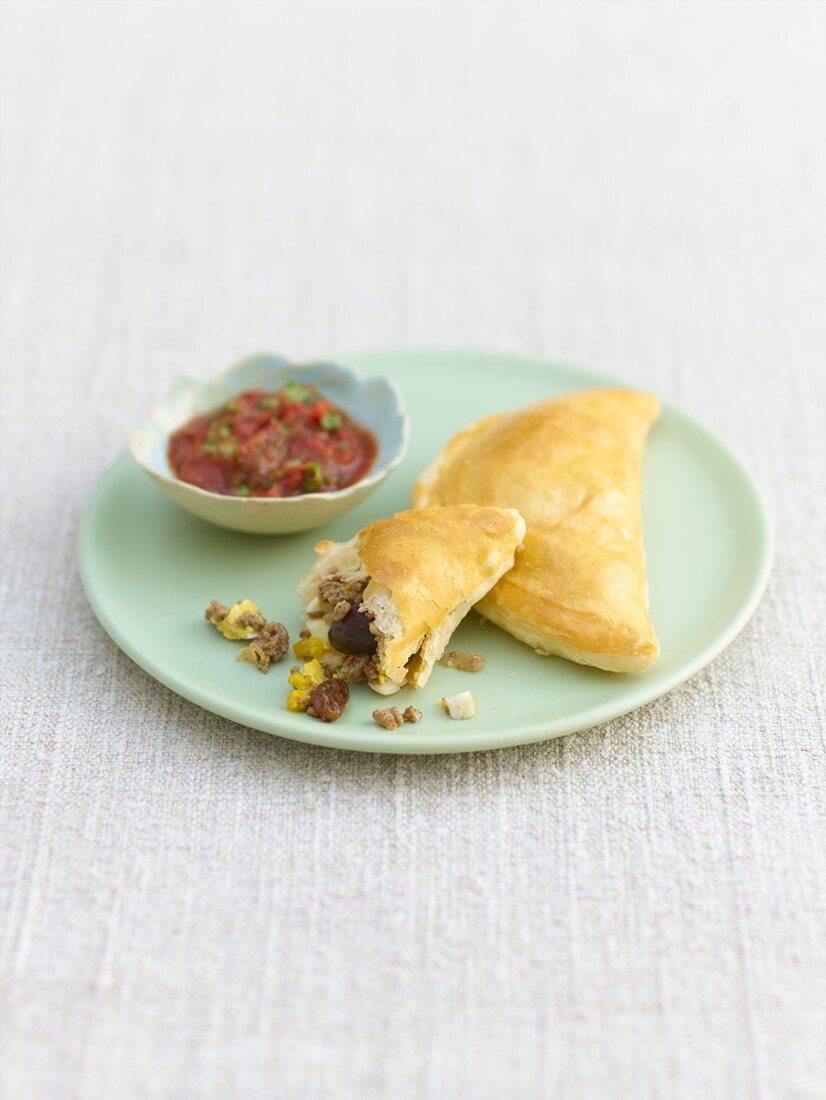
[413,388,660,672]
[298,505,526,694]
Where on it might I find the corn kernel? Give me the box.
[303,658,324,686]
[286,657,326,712]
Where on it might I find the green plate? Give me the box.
[78,349,772,754]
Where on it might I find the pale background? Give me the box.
[1,2,824,1098]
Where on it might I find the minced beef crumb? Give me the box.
[241,622,289,671]
[332,600,352,621]
[260,621,289,653]
[307,678,349,722]
[372,707,404,730]
[205,599,229,623]
[372,705,421,730]
[237,621,289,673]
[441,650,486,672]
[317,574,368,610]
[235,611,266,632]
[299,628,311,639]
[333,655,370,681]
[328,653,381,683]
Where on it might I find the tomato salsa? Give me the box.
[167,382,377,497]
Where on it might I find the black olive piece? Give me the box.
[328,608,377,656]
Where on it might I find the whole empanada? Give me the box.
[413,388,660,672]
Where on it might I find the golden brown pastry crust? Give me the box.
[356,505,526,684]
[302,505,526,690]
[413,389,660,672]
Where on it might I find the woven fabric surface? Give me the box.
[1,3,824,1098]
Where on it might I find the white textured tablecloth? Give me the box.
[2,3,824,1098]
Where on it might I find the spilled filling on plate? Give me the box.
[298,545,405,696]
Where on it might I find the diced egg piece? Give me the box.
[438,691,476,720]
[303,617,330,643]
[369,678,401,696]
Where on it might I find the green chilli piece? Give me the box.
[302,462,322,491]
[283,381,313,403]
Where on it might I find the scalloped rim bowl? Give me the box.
[129,355,410,534]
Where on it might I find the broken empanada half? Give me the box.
[413,388,660,672]
[297,505,526,694]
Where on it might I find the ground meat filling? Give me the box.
[297,570,432,726]
[441,650,486,672]
[235,611,266,632]
[205,599,229,623]
[372,705,422,730]
[372,707,403,730]
[322,653,380,683]
[317,575,369,613]
[307,678,349,722]
[259,621,289,654]
[237,621,290,673]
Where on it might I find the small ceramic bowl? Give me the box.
[129,354,409,534]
